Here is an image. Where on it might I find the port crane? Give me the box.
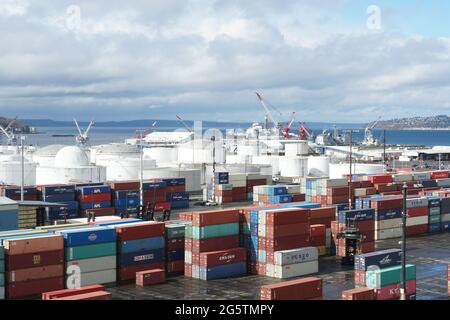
[176,115,193,133]
[74,118,94,146]
[298,122,313,141]
[0,117,18,145]
[363,116,381,146]
[255,92,283,134]
[282,112,296,139]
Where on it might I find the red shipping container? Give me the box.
[191,253,200,265]
[327,187,349,197]
[191,235,239,254]
[406,224,428,236]
[42,284,105,300]
[247,262,257,275]
[7,264,63,283]
[199,247,246,267]
[310,217,334,228]
[368,174,393,184]
[166,185,186,193]
[371,198,403,211]
[264,235,310,252]
[375,183,399,193]
[7,195,38,201]
[360,241,375,253]
[374,280,416,300]
[309,236,326,247]
[407,207,428,217]
[360,181,374,188]
[53,291,112,300]
[353,220,375,233]
[7,276,64,299]
[166,238,185,250]
[178,212,193,221]
[114,222,165,241]
[81,207,115,217]
[191,209,239,226]
[78,193,111,203]
[327,195,348,205]
[232,187,246,195]
[342,287,375,300]
[310,207,336,219]
[361,232,375,243]
[108,181,140,190]
[166,260,184,273]
[257,262,266,276]
[265,208,310,225]
[136,269,166,286]
[6,250,64,270]
[354,270,366,286]
[431,171,449,179]
[265,222,310,239]
[291,194,306,202]
[184,263,192,277]
[310,224,326,238]
[3,235,64,255]
[232,194,247,202]
[184,237,192,251]
[118,262,165,281]
[260,277,322,300]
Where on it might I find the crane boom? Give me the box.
[255,92,283,128]
[176,115,193,133]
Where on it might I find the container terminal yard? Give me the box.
[0,116,450,301]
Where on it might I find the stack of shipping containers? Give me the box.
[165,222,188,274]
[0,244,4,300]
[39,185,78,222]
[76,185,114,217]
[57,226,117,287]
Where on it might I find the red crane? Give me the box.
[282,112,296,139]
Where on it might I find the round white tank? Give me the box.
[285,142,309,157]
[36,166,106,185]
[177,140,225,164]
[279,156,308,177]
[54,146,90,168]
[308,156,330,177]
[226,154,252,164]
[0,155,36,185]
[237,145,259,157]
[105,158,157,181]
[91,143,140,165]
[329,163,386,179]
[144,147,178,166]
[32,144,65,167]
[252,155,280,176]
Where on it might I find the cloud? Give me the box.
[0,0,449,122]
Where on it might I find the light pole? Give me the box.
[400,182,408,300]
[343,129,359,210]
[20,135,26,202]
[136,130,145,217]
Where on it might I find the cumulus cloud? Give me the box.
[0,0,449,122]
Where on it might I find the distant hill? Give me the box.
[369,115,450,129]
[0,117,23,129]
[23,118,364,130]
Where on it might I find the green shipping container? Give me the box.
[185,225,193,238]
[429,207,440,216]
[0,273,4,286]
[0,247,4,260]
[192,223,239,239]
[65,242,116,261]
[0,261,4,273]
[166,224,186,239]
[429,215,441,224]
[366,264,416,288]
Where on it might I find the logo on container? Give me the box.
[379,256,392,265]
[33,254,41,265]
[219,253,236,263]
[66,265,81,289]
[134,254,154,262]
[88,233,97,242]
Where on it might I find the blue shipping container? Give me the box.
[170,200,189,209]
[40,185,75,196]
[42,193,76,202]
[199,261,246,280]
[115,198,140,208]
[95,219,142,227]
[4,187,37,196]
[143,181,167,190]
[79,201,111,210]
[338,209,375,222]
[77,185,111,195]
[167,192,189,201]
[428,223,441,233]
[166,248,184,261]
[119,236,165,254]
[119,248,165,267]
[162,178,186,186]
[0,210,18,232]
[57,227,117,247]
[115,190,140,199]
[376,208,403,221]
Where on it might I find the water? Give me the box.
[14,126,450,147]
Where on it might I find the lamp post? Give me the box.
[20,135,26,202]
[400,182,408,300]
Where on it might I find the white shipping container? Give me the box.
[192,265,200,279]
[375,227,402,240]
[406,197,429,209]
[67,268,116,287]
[266,260,319,279]
[412,172,431,181]
[185,250,192,264]
[375,218,402,230]
[286,185,302,194]
[392,173,413,182]
[406,216,428,227]
[353,188,367,197]
[65,255,116,274]
[436,179,450,187]
[258,223,266,237]
[230,180,246,188]
[274,247,319,266]
[229,173,247,181]
[441,213,450,222]
[215,184,233,191]
[325,179,348,188]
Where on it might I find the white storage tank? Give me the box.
[226,154,252,165]
[0,154,36,185]
[237,145,259,157]
[105,158,157,181]
[252,155,280,176]
[36,146,106,185]
[285,142,309,157]
[32,144,65,167]
[144,147,178,166]
[279,156,308,177]
[307,156,330,177]
[177,140,225,164]
[329,163,386,179]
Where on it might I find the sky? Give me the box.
[0,0,449,123]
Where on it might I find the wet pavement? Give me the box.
[108,232,450,300]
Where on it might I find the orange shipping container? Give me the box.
[7,264,64,283]
[3,235,64,255]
